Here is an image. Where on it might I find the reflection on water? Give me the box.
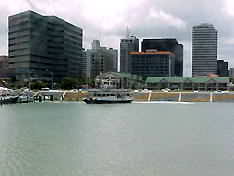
[0,102,234,176]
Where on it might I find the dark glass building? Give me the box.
[120,36,139,73]
[217,60,228,77]
[8,10,83,81]
[129,51,175,77]
[141,39,183,77]
[0,56,9,78]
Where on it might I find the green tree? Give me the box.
[31,81,49,90]
[61,77,78,90]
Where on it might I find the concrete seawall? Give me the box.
[64,91,234,103]
[64,91,88,101]
[181,93,210,102]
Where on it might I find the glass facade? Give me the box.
[141,39,183,77]
[129,52,175,77]
[217,60,228,77]
[120,36,139,73]
[8,11,83,81]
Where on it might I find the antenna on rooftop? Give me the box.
[126,26,130,39]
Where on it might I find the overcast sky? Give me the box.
[1,0,234,76]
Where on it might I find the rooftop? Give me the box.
[129,51,175,56]
[146,77,230,83]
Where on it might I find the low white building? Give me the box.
[95,72,144,89]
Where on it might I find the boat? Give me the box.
[83,89,133,104]
[0,96,19,104]
[17,95,34,103]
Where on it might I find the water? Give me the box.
[0,102,234,176]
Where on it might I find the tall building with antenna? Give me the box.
[120,28,139,73]
[126,26,130,38]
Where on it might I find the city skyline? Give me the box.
[1,0,234,76]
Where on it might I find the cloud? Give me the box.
[148,8,186,29]
[224,0,234,16]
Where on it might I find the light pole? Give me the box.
[27,70,31,90]
[50,71,54,89]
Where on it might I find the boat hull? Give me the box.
[83,98,132,104]
[0,96,19,104]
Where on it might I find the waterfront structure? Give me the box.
[95,72,144,89]
[0,56,9,78]
[141,39,183,76]
[146,77,229,91]
[120,36,139,73]
[192,23,218,76]
[87,40,118,78]
[129,51,175,77]
[217,60,228,77]
[8,10,83,81]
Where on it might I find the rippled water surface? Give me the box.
[0,102,234,176]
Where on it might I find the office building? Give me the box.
[229,68,234,78]
[141,38,183,77]
[120,36,139,73]
[129,51,175,77]
[109,48,118,72]
[92,40,101,50]
[192,23,218,76]
[217,60,228,77]
[87,40,118,78]
[8,10,83,81]
[0,56,9,78]
[95,72,144,89]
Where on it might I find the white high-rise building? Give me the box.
[192,23,218,76]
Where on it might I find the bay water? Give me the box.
[0,102,234,176]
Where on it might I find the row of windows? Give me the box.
[64,34,82,41]
[132,59,169,62]
[9,26,31,34]
[9,34,30,40]
[9,23,82,37]
[193,43,217,46]
[9,42,30,49]
[9,19,30,28]
[64,37,82,45]
[9,47,30,53]
[64,40,82,47]
[9,46,30,53]
[64,27,82,36]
